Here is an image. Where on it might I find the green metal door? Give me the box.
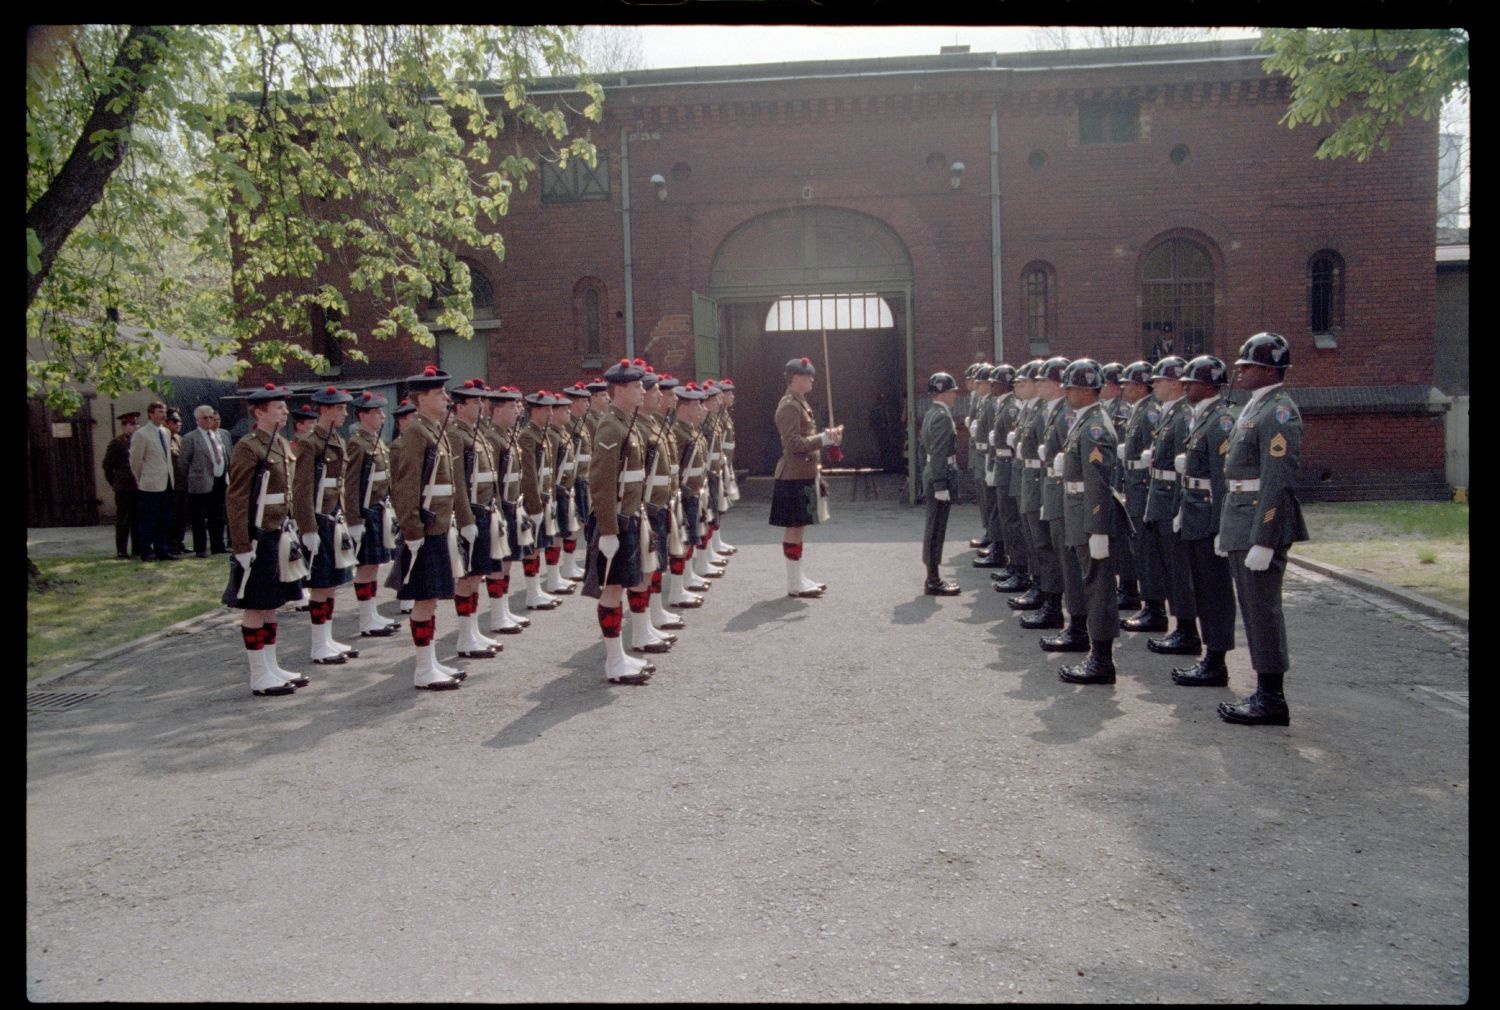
[692,291,720,381]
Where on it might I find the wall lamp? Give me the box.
[650,173,667,201]
[950,161,965,189]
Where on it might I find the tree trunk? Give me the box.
[26,25,168,308]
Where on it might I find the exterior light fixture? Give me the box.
[950,161,965,189]
[650,173,667,200]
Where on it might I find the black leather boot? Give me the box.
[924,575,962,596]
[1120,600,1168,632]
[1147,622,1203,656]
[1116,579,1142,610]
[1172,649,1229,686]
[968,536,991,549]
[1006,586,1044,610]
[1060,640,1117,684]
[972,550,1006,569]
[1039,618,1090,652]
[994,571,1032,592]
[1219,670,1290,725]
[1019,594,1064,629]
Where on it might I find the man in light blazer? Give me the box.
[129,401,176,561]
[181,404,234,556]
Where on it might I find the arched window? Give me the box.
[1140,238,1215,360]
[1021,262,1057,354]
[574,278,606,367]
[1309,249,1344,335]
[426,258,495,320]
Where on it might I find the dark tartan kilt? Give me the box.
[646,502,671,568]
[464,502,504,577]
[222,528,305,611]
[769,477,819,527]
[573,479,590,525]
[554,488,572,540]
[680,490,701,549]
[394,530,457,601]
[706,473,722,526]
[580,513,643,599]
[501,499,524,561]
[356,502,395,566]
[307,513,354,589]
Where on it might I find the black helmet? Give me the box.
[1151,355,1187,381]
[1121,360,1153,386]
[963,363,988,380]
[1062,358,1103,390]
[1037,356,1071,384]
[1019,359,1045,381]
[1100,362,1125,387]
[988,363,1016,387]
[928,371,958,393]
[1235,332,1292,370]
[1182,355,1229,386]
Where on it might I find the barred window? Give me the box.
[1140,238,1214,360]
[1309,250,1344,334]
[541,152,611,203]
[1022,262,1057,354]
[1079,100,1140,144]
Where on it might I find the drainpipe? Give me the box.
[621,126,636,358]
[990,108,1004,364]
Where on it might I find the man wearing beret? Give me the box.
[342,389,402,639]
[770,356,843,597]
[517,391,562,612]
[447,379,503,660]
[479,386,531,636]
[292,386,360,666]
[670,382,711,607]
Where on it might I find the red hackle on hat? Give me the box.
[424,365,438,376]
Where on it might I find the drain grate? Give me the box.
[26,690,106,714]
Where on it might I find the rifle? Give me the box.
[601,405,640,585]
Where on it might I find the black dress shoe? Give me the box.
[115,553,131,560]
[607,671,652,685]
[311,654,347,666]
[924,579,962,596]
[195,552,209,559]
[1006,587,1044,610]
[457,647,497,659]
[253,683,297,697]
[527,599,562,611]
[994,573,1032,592]
[490,623,525,634]
[671,597,704,609]
[1039,626,1090,652]
[788,587,826,599]
[972,555,1005,569]
[1019,600,1064,630]
[1218,691,1290,726]
[1116,589,1142,610]
[340,647,361,659]
[631,641,673,654]
[1059,656,1117,684]
[211,548,229,555]
[968,537,991,549]
[360,625,401,638]
[1172,658,1229,686]
[282,673,310,688]
[548,583,577,595]
[1120,606,1169,632]
[1146,629,1203,655]
[415,678,461,691]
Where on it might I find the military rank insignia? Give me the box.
[1219,440,1229,456]
[1269,432,1288,458]
[1089,447,1104,464]
[1264,507,1277,524]
[1275,405,1292,425]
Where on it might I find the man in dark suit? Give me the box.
[102,411,140,559]
[182,404,234,556]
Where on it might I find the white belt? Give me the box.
[669,464,680,476]
[1047,466,1062,478]
[1064,481,1085,494]
[427,483,453,497]
[947,455,957,468]
[649,475,669,487]
[1150,468,1179,483]
[1024,459,1043,469]
[575,454,591,465]
[320,477,341,488]
[621,468,646,484]
[708,452,722,461]
[722,442,735,450]
[974,441,989,451]
[995,448,1013,458]
[369,469,387,482]
[1184,476,1213,491]
[259,492,286,505]
[473,471,495,483]
[1228,478,1261,492]
[1125,459,1150,470]
[505,472,520,483]
[685,466,705,477]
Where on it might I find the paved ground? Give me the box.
[27,494,1469,1002]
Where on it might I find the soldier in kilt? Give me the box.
[223,384,308,696]
[647,374,687,629]
[292,386,361,666]
[447,379,502,661]
[581,358,656,684]
[692,380,729,582]
[559,382,594,580]
[389,366,466,690]
[343,390,402,638]
[517,391,562,611]
[770,356,843,597]
[623,367,677,655]
[543,393,580,596]
[670,383,711,604]
[386,399,419,617]
[479,385,530,635]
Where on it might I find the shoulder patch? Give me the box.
[1219,415,1234,432]
[1269,432,1288,458]
[1147,410,1160,426]
[1089,424,1104,441]
[1275,405,1292,425]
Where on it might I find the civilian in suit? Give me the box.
[182,404,233,557]
[129,401,177,561]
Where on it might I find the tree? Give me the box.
[571,25,647,74]
[1029,26,1223,51]
[1258,28,1469,161]
[26,25,603,414]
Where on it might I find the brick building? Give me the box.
[238,39,1448,500]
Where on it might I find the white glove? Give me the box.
[1140,448,1153,468]
[1117,442,1127,459]
[935,489,950,502]
[598,534,619,559]
[968,420,979,439]
[1244,545,1274,571]
[348,523,364,549]
[460,523,478,544]
[1174,453,1188,475]
[301,531,320,556]
[1037,446,1048,463]
[1088,534,1109,559]
[1006,431,1017,448]
[1214,535,1228,558]
[1172,512,1183,533]
[234,550,256,571]
[1053,453,1065,475]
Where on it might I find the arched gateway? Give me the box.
[695,207,917,498]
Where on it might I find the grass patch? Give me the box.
[1297,501,1469,611]
[27,554,231,682]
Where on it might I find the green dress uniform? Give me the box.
[919,399,959,586]
[1006,396,1045,604]
[1018,397,1060,596]
[1041,397,1085,635]
[1062,401,1130,641]
[1143,397,1199,642]
[989,390,1028,581]
[973,391,1003,560]
[1217,383,1308,720]
[1102,394,1136,590]
[1173,394,1239,671]
[968,389,994,547]
[1119,394,1169,626]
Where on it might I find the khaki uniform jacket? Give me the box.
[1176,397,1236,542]
[1062,401,1129,546]
[549,424,575,494]
[516,420,554,518]
[226,428,295,554]
[391,414,460,542]
[644,414,675,508]
[1218,386,1309,550]
[1144,398,1191,524]
[588,404,647,536]
[447,419,495,512]
[674,418,707,496]
[773,391,823,481]
[721,410,736,474]
[705,410,727,481]
[292,425,349,530]
[342,428,393,517]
